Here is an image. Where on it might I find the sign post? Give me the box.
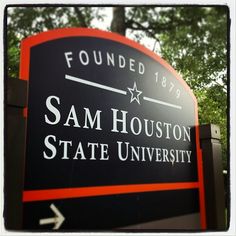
[19,28,206,230]
[200,124,226,229]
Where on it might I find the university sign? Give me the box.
[20,28,206,230]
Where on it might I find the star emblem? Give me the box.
[128,82,143,105]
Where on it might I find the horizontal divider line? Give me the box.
[23,182,199,202]
[143,96,182,110]
[65,74,127,95]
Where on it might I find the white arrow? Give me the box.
[39,204,65,230]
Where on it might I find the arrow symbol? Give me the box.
[39,204,65,230]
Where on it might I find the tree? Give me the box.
[6,6,228,168]
[111,7,126,35]
[123,7,228,167]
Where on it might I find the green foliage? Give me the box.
[6,6,228,168]
[7,7,100,78]
[158,7,227,90]
[125,6,228,168]
[196,87,227,168]
[158,7,228,169]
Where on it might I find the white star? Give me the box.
[128,82,143,105]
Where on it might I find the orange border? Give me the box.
[23,182,199,202]
[20,28,206,229]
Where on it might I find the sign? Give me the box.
[20,28,206,230]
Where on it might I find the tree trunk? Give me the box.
[110,7,126,36]
[74,7,87,27]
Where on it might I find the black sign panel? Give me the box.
[20,28,205,230]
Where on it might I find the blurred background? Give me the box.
[6,5,228,172]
